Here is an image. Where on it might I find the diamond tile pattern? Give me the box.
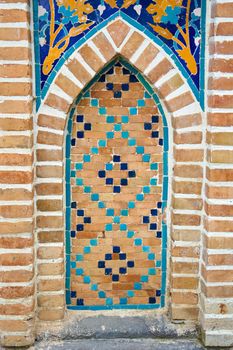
[66,61,166,309]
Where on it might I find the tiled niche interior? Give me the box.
[65,59,168,310]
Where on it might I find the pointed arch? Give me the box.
[36,18,203,322]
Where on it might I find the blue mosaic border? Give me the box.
[33,4,206,111]
[65,57,168,310]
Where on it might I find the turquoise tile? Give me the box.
[127,291,134,297]
[98,201,105,209]
[113,216,120,224]
[90,239,98,246]
[105,224,112,231]
[114,124,121,131]
[84,246,91,254]
[134,283,142,290]
[66,159,70,175]
[150,163,158,170]
[120,223,127,231]
[71,261,76,269]
[107,116,115,123]
[91,99,98,107]
[106,132,114,139]
[136,146,144,154]
[136,194,144,201]
[91,147,99,154]
[122,131,129,139]
[106,163,113,171]
[129,107,137,115]
[91,193,99,201]
[128,138,136,146]
[84,276,91,284]
[121,209,128,216]
[144,92,151,99]
[106,298,113,306]
[66,291,71,305]
[84,186,91,193]
[76,254,83,261]
[76,268,84,276]
[156,260,161,267]
[143,186,150,194]
[83,154,91,162]
[148,268,156,275]
[99,291,106,298]
[106,208,114,216]
[99,107,106,115]
[127,231,134,238]
[76,163,83,170]
[143,246,150,253]
[71,170,76,178]
[142,154,150,162]
[76,178,83,186]
[91,284,98,291]
[148,253,155,260]
[141,276,149,283]
[128,201,135,209]
[83,91,90,98]
[120,298,127,305]
[134,238,142,246]
[138,99,145,107]
[122,116,129,123]
[150,178,157,186]
[98,139,106,147]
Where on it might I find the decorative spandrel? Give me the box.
[65,60,168,309]
[34,0,205,108]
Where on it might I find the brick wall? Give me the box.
[0,0,34,347]
[200,0,233,347]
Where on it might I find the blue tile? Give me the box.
[91,99,98,107]
[122,115,129,123]
[84,276,91,284]
[113,216,120,224]
[136,146,144,154]
[91,193,99,201]
[107,116,115,123]
[128,138,136,146]
[105,224,113,231]
[106,163,113,171]
[98,139,106,147]
[122,131,129,139]
[83,154,91,162]
[134,282,142,290]
[99,107,107,115]
[83,246,91,254]
[138,99,145,107]
[114,124,122,131]
[129,107,137,115]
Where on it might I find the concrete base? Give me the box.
[36,314,198,342]
[34,338,207,350]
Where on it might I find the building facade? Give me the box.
[0,0,233,347]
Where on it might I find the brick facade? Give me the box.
[0,0,232,347]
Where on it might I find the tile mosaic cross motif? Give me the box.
[34,0,205,109]
[65,59,168,309]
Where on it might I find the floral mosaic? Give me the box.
[34,0,205,108]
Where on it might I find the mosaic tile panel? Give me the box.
[66,60,168,309]
[34,0,206,109]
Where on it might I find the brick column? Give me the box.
[0,0,35,347]
[201,0,233,347]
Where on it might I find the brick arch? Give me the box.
[36,18,203,323]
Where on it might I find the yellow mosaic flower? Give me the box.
[56,0,94,23]
[147,0,183,22]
